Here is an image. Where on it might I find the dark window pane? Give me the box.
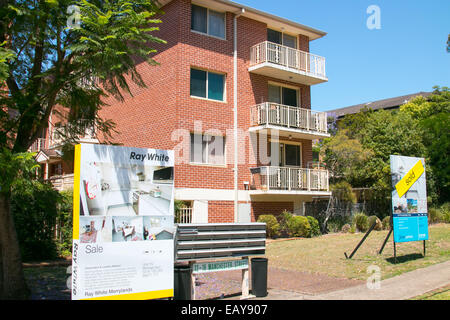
[285,144,301,166]
[283,34,297,49]
[207,72,224,101]
[190,69,207,98]
[282,87,297,107]
[191,5,207,33]
[267,29,282,44]
[209,10,225,38]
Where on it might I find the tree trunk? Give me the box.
[0,193,29,299]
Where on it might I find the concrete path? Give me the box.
[248,260,450,300]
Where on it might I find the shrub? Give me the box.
[257,215,280,238]
[368,215,383,231]
[288,216,311,238]
[341,224,351,233]
[440,203,450,223]
[11,179,61,261]
[278,210,294,237]
[349,224,356,234]
[428,208,442,224]
[56,190,73,257]
[306,216,321,237]
[382,216,391,230]
[326,215,352,233]
[353,212,369,232]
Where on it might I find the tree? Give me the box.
[401,87,450,202]
[0,0,165,298]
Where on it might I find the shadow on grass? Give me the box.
[386,253,424,264]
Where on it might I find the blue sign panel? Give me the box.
[393,213,429,243]
[390,156,429,243]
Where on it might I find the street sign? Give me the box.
[192,258,249,274]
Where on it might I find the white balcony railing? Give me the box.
[250,41,326,79]
[177,207,192,224]
[250,166,329,192]
[51,120,96,146]
[47,174,75,191]
[250,102,328,134]
[28,138,47,152]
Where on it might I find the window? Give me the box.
[191,4,225,39]
[267,28,297,49]
[190,133,225,165]
[190,68,225,101]
[268,84,299,107]
[279,143,302,167]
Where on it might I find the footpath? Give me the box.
[245,260,450,300]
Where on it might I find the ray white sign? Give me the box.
[72,144,174,300]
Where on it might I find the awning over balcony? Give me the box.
[249,41,327,85]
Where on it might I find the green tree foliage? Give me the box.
[0,0,166,299]
[321,87,449,207]
[11,178,60,261]
[1,0,166,152]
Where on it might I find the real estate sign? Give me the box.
[71,143,174,300]
[390,155,429,243]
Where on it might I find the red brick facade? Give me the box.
[95,0,322,222]
[38,0,327,220]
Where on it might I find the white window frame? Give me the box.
[267,28,299,49]
[190,67,226,102]
[280,142,303,168]
[268,82,301,107]
[191,4,226,40]
[190,133,226,166]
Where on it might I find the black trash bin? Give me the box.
[251,257,268,297]
[174,264,192,300]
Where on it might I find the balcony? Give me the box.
[51,120,97,147]
[249,41,327,85]
[29,138,47,152]
[47,174,75,191]
[250,166,329,195]
[249,102,329,140]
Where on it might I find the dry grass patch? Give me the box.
[266,224,450,281]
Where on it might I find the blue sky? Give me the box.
[237,0,450,111]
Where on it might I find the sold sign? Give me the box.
[395,160,424,198]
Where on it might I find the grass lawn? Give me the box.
[265,223,450,281]
[411,285,450,300]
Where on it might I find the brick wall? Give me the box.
[251,201,294,222]
[96,0,314,192]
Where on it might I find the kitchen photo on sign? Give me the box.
[79,161,174,217]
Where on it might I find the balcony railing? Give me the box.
[176,207,193,224]
[250,102,328,134]
[250,166,329,192]
[29,138,47,152]
[47,174,74,191]
[51,120,96,146]
[250,41,326,79]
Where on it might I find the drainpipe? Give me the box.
[234,8,245,223]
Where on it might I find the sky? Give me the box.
[236,0,450,111]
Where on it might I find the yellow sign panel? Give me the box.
[395,160,424,198]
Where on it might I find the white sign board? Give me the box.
[71,144,174,300]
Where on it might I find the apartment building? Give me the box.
[33,0,331,223]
